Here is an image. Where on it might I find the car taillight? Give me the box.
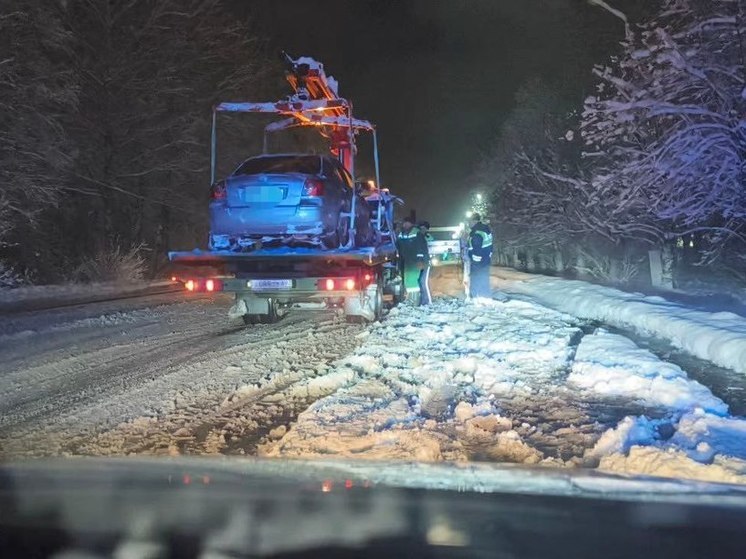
[185,279,195,291]
[303,178,324,197]
[324,278,335,291]
[345,278,356,290]
[210,180,226,200]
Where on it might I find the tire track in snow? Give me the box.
[0,306,364,458]
[0,298,227,368]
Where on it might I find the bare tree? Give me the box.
[474,78,583,248]
[49,0,274,276]
[0,1,77,244]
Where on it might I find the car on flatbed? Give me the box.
[209,153,374,251]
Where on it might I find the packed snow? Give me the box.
[0,298,365,457]
[496,271,746,375]
[257,295,746,484]
[261,297,581,464]
[3,266,746,487]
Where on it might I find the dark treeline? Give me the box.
[1,0,283,284]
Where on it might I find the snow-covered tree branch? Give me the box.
[582,0,746,261]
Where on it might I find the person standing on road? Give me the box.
[397,217,431,305]
[459,224,471,298]
[467,213,493,299]
[418,221,434,305]
[419,221,434,243]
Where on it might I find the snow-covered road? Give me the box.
[2,268,745,486]
[0,294,365,457]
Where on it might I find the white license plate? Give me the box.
[242,186,286,203]
[252,279,293,290]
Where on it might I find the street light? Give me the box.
[476,193,483,201]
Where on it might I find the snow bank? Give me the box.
[599,447,746,485]
[571,330,728,414]
[589,410,746,484]
[491,270,746,483]
[507,275,746,375]
[570,329,746,484]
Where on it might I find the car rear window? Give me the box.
[233,155,321,176]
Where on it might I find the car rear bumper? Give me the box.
[210,204,325,236]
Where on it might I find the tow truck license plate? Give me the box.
[251,279,293,290]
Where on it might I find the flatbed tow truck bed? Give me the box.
[168,243,401,324]
[168,243,397,266]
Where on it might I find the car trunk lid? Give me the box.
[226,173,307,208]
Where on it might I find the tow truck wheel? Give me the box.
[242,298,279,325]
[373,276,383,321]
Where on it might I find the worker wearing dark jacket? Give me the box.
[467,214,493,299]
[397,217,431,305]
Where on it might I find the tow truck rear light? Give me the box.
[318,278,358,291]
[303,178,325,197]
[183,278,223,293]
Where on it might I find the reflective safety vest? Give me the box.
[397,229,429,263]
[468,223,493,266]
[398,230,418,240]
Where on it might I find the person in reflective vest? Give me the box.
[467,213,493,299]
[397,217,431,305]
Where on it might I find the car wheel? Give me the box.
[321,230,339,250]
[337,213,351,249]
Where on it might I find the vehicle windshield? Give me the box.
[3,2,746,553]
[233,155,321,176]
[428,229,458,241]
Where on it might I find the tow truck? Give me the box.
[169,55,403,323]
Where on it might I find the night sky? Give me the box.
[238,0,646,224]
